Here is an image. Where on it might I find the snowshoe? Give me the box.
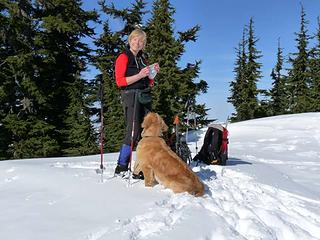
[114,164,128,174]
[132,171,144,180]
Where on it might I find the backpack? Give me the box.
[193,124,229,165]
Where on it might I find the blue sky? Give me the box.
[82,0,320,121]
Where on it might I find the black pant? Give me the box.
[121,90,151,146]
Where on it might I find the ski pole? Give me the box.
[174,115,180,156]
[97,112,104,181]
[127,90,138,185]
[100,96,104,172]
[96,79,105,181]
[186,106,190,144]
[193,112,198,155]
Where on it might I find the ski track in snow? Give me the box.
[0,166,19,186]
[54,161,320,240]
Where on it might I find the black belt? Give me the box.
[121,87,150,94]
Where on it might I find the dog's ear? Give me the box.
[142,112,158,129]
[161,118,168,132]
[154,113,168,133]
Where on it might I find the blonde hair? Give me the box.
[128,29,147,48]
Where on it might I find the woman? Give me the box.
[114,29,160,175]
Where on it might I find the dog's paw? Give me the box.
[144,182,153,187]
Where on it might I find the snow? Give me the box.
[1,112,320,240]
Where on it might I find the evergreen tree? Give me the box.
[93,19,126,152]
[286,4,312,113]
[146,0,208,128]
[309,17,320,111]
[229,18,262,121]
[228,28,247,121]
[0,0,13,159]
[243,17,262,119]
[2,115,59,158]
[34,0,98,156]
[97,0,208,142]
[270,38,288,115]
[62,76,98,156]
[101,0,147,37]
[145,0,181,126]
[0,0,60,159]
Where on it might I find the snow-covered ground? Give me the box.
[1,112,320,240]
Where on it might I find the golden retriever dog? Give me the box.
[133,112,205,197]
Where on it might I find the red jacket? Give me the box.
[115,49,154,90]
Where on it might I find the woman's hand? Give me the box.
[139,66,150,79]
[153,63,160,73]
